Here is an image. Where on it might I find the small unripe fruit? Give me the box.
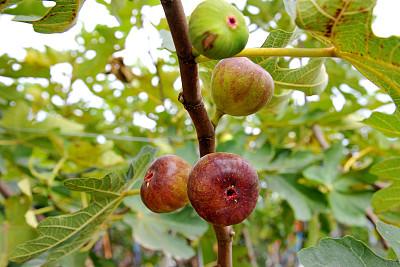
[140,155,191,213]
[211,57,274,116]
[187,153,259,226]
[189,0,249,59]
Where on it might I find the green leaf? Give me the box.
[64,172,126,197]
[0,0,21,12]
[266,175,327,221]
[14,0,85,34]
[124,198,207,260]
[0,101,31,130]
[298,236,400,267]
[10,196,122,264]
[266,149,319,173]
[33,115,84,134]
[10,146,155,264]
[0,52,50,78]
[68,140,124,168]
[125,145,157,186]
[303,143,343,186]
[256,30,328,95]
[372,182,400,213]
[370,157,400,180]
[4,196,38,262]
[2,0,48,16]
[377,221,400,260]
[363,112,400,137]
[296,0,400,106]
[329,191,371,226]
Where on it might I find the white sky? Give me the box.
[0,0,399,127]
[1,0,399,59]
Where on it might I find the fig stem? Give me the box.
[122,189,140,197]
[211,110,225,129]
[195,47,337,63]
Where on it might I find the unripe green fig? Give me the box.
[140,155,191,213]
[187,152,259,226]
[211,57,274,116]
[189,0,249,59]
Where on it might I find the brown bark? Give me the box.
[160,1,232,266]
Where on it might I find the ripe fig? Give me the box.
[211,57,274,117]
[140,155,191,213]
[189,0,249,59]
[187,152,259,226]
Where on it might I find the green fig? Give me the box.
[211,57,274,117]
[189,0,249,59]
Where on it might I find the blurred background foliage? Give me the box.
[0,0,399,266]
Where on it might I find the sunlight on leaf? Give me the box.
[296,0,400,106]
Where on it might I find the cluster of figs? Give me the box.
[141,0,274,226]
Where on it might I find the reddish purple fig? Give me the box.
[140,155,191,213]
[211,57,274,116]
[187,152,259,226]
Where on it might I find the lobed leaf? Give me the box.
[14,0,85,34]
[10,146,156,264]
[9,196,122,263]
[296,0,400,106]
[64,172,126,197]
[298,236,400,267]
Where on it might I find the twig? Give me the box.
[160,1,232,266]
[196,47,337,63]
[311,124,329,150]
[242,227,257,267]
[343,146,374,172]
[0,181,13,198]
[160,0,215,156]
[365,208,389,249]
[103,231,113,259]
[311,124,389,250]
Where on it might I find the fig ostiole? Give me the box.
[140,155,191,213]
[189,0,249,59]
[211,57,274,119]
[187,152,259,226]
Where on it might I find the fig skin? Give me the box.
[189,0,249,59]
[140,155,191,213]
[187,152,259,226]
[211,57,274,116]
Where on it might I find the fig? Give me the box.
[189,0,249,59]
[140,155,191,213]
[187,152,259,226]
[211,57,274,117]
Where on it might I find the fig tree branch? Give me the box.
[160,1,233,266]
[196,47,337,62]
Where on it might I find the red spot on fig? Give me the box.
[188,152,259,226]
[227,15,238,29]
